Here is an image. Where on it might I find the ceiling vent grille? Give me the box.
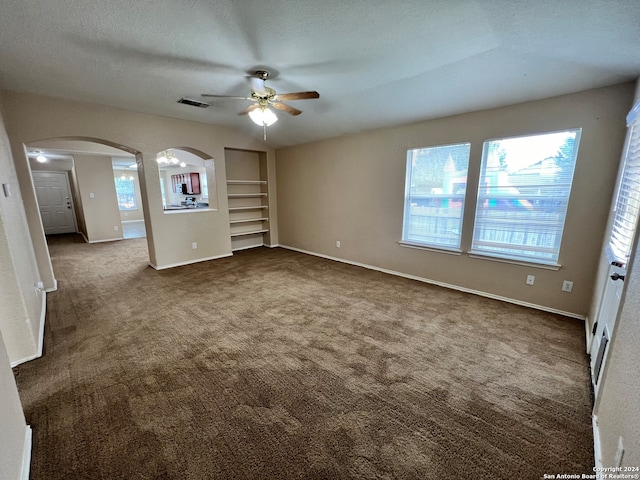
[177,98,210,108]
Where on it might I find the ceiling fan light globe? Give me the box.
[249,107,278,127]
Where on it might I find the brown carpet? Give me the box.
[14,234,594,479]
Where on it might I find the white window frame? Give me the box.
[469,129,581,266]
[401,142,471,252]
[608,101,640,265]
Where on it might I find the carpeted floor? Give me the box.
[14,234,594,479]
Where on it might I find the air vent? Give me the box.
[177,98,210,108]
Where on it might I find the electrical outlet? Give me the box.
[615,436,624,468]
[192,242,197,249]
[336,240,341,248]
[526,275,535,286]
[562,280,574,292]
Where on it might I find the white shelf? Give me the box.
[229,217,269,224]
[228,205,268,211]
[227,180,267,185]
[227,193,267,198]
[230,229,269,237]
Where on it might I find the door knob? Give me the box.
[610,272,625,281]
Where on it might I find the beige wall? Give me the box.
[276,83,635,317]
[0,90,276,275]
[74,155,123,242]
[0,102,41,364]
[0,98,35,479]
[0,328,28,480]
[594,79,640,469]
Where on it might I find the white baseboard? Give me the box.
[44,278,58,292]
[279,244,585,320]
[20,425,32,480]
[232,243,264,252]
[150,252,233,270]
[593,415,602,471]
[87,236,124,244]
[36,290,46,359]
[585,315,594,354]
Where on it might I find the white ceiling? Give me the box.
[1,0,639,148]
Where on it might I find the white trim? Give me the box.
[20,425,32,480]
[266,243,280,248]
[44,278,58,292]
[231,243,264,252]
[593,415,602,471]
[279,244,585,320]
[79,232,89,243]
[121,219,144,224]
[87,237,124,244]
[584,316,593,354]
[467,251,562,271]
[398,241,462,255]
[149,253,233,270]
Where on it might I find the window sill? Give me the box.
[467,251,561,270]
[398,241,462,255]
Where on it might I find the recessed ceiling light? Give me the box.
[36,154,47,163]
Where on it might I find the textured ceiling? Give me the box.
[1,0,639,148]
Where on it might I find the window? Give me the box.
[609,104,640,264]
[470,129,581,265]
[114,176,137,210]
[402,142,471,250]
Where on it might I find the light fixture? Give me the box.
[156,151,179,165]
[248,107,278,127]
[120,170,134,181]
[179,161,187,168]
[36,154,47,163]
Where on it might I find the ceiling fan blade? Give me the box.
[238,104,260,115]
[276,91,320,101]
[248,76,267,96]
[272,102,302,116]
[201,94,252,100]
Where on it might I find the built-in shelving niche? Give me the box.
[225,149,270,251]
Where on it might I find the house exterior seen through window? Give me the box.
[470,129,581,265]
[401,129,581,265]
[114,177,137,210]
[402,142,471,250]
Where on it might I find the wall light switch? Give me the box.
[192,242,197,249]
[526,275,535,286]
[89,192,95,198]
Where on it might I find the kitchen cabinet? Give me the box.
[171,172,200,194]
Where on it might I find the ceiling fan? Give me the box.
[202,70,319,139]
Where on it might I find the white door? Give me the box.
[590,263,625,395]
[33,171,77,234]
